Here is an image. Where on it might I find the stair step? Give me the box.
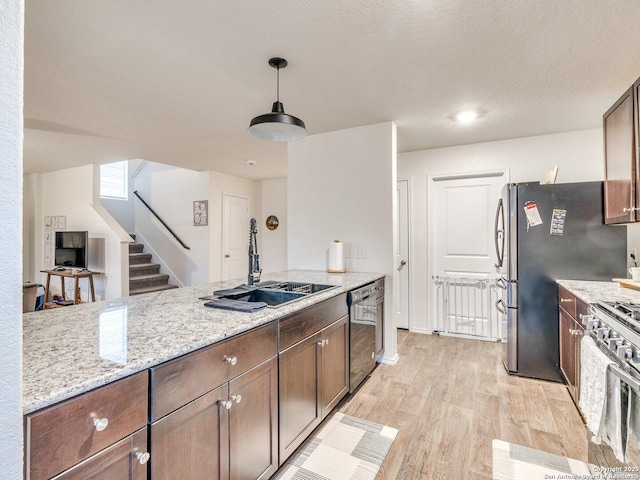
[129,284,179,296]
[129,252,152,265]
[129,243,144,254]
[129,273,170,289]
[129,263,161,277]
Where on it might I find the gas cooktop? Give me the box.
[597,300,640,336]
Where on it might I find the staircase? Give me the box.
[128,236,178,296]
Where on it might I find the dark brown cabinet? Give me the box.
[150,384,228,480]
[52,428,148,480]
[25,371,149,480]
[558,286,586,402]
[150,322,278,480]
[603,79,640,224]
[278,298,349,465]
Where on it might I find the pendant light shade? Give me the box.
[248,57,307,142]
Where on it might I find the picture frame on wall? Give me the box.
[193,200,208,226]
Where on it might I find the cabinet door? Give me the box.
[320,315,349,417]
[151,384,229,480]
[52,428,148,480]
[604,86,636,224]
[559,309,576,396]
[229,357,278,480]
[278,332,321,464]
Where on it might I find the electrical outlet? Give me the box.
[347,245,367,259]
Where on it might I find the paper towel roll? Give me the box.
[328,240,346,273]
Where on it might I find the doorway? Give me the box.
[222,193,249,281]
[395,179,410,329]
[428,170,508,339]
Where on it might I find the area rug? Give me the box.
[273,412,398,480]
[492,439,593,479]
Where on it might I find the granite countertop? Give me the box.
[22,270,383,414]
[557,279,640,305]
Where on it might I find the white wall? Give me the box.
[259,178,288,274]
[0,0,24,476]
[100,159,144,234]
[25,164,130,300]
[134,162,210,287]
[398,128,617,333]
[288,122,398,363]
[209,171,259,282]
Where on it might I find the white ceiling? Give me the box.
[24,0,640,180]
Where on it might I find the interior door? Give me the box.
[394,180,410,329]
[222,193,249,281]
[429,172,507,335]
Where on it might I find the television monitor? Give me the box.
[54,231,88,269]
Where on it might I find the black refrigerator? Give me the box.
[495,181,627,382]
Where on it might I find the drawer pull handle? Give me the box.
[93,418,109,432]
[231,394,242,404]
[221,400,233,410]
[623,207,640,213]
[560,298,572,303]
[136,452,151,465]
[223,355,238,366]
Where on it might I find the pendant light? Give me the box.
[248,57,307,142]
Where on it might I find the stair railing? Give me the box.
[133,190,191,250]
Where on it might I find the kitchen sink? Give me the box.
[215,282,338,308]
[258,282,337,294]
[222,288,308,307]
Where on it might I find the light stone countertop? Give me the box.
[22,270,384,414]
[557,279,640,305]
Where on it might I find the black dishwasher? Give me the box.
[347,281,381,393]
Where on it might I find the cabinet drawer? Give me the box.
[151,321,277,421]
[576,298,589,326]
[26,371,148,480]
[279,294,348,351]
[557,286,576,318]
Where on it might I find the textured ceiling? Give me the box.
[24,0,640,179]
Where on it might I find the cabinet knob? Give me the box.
[317,339,329,347]
[221,400,233,410]
[93,418,109,432]
[136,452,151,465]
[223,355,238,366]
[231,394,242,404]
[623,207,640,213]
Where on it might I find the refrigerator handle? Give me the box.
[494,198,505,268]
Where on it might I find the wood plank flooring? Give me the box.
[338,330,587,480]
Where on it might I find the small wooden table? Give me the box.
[41,269,96,307]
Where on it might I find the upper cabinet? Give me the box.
[603,79,640,224]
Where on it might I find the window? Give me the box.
[100,161,128,200]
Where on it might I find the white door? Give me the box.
[222,194,249,281]
[429,171,507,337]
[394,180,410,329]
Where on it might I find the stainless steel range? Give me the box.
[586,301,640,470]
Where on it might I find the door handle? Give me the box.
[225,254,230,258]
[399,260,407,268]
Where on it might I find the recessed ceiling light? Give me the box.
[246,159,257,166]
[453,109,482,124]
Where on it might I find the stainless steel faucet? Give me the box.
[247,218,261,286]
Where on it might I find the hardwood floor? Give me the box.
[338,330,587,480]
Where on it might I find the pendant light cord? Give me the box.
[276,65,280,102]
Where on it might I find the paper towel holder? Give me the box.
[265,215,279,230]
[327,239,346,273]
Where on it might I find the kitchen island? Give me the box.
[23,269,385,480]
[23,269,383,413]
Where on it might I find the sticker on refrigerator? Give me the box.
[550,209,567,236]
[524,201,543,229]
